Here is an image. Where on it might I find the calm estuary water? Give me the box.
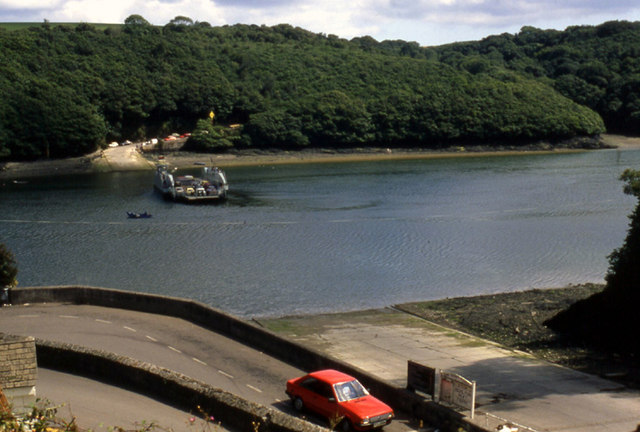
[1,149,639,317]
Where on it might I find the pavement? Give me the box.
[260,307,640,432]
[37,368,207,432]
[3,302,640,432]
[96,144,156,171]
[0,303,415,432]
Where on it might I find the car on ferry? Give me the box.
[286,369,394,431]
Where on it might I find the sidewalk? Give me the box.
[261,307,640,432]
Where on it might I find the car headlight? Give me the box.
[359,417,371,426]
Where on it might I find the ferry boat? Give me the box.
[154,164,228,203]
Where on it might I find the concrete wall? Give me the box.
[11,286,488,432]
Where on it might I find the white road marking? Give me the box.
[192,357,207,366]
[146,335,157,342]
[18,315,39,318]
[168,346,182,353]
[95,319,112,324]
[246,384,263,393]
[59,315,78,319]
[123,326,137,332]
[218,370,234,379]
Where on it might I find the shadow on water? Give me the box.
[224,189,271,207]
[150,186,265,208]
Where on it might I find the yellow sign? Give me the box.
[209,111,215,119]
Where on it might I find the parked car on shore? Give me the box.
[286,369,394,431]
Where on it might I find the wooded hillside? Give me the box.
[429,21,640,136]
[2,17,634,160]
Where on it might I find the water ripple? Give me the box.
[2,150,640,317]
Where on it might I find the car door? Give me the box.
[313,381,339,419]
[301,378,338,419]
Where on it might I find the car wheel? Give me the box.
[339,419,352,432]
[293,397,304,412]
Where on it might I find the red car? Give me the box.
[286,369,394,431]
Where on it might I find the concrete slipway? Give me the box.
[260,307,640,432]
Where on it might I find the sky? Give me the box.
[1,1,640,46]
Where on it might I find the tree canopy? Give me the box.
[428,21,640,136]
[0,243,17,288]
[4,17,637,160]
[547,169,640,354]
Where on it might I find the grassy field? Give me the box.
[0,22,122,31]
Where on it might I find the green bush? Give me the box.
[0,243,17,287]
[546,169,640,354]
[184,119,240,152]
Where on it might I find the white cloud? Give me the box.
[42,0,226,25]
[215,0,379,40]
[0,0,62,8]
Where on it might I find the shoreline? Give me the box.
[2,134,639,180]
[148,146,583,169]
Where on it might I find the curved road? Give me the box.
[1,303,417,431]
[37,368,203,432]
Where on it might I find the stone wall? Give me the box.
[35,340,326,432]
[0,334,37,414]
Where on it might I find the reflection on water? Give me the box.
[1,149,639,317]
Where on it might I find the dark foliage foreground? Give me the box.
[547,169,640,357]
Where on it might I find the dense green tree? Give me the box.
[547,169,640,354]
[0,243,17,287]
[3,78,105,158]
[244,109,308,148]
[607,170,640,288]
[431,20,640,135]
[298,90,374,147]
[184,119,241,151]
[0,17,622,160]
[124,14,150,27]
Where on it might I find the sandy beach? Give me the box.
[1,134,639,180]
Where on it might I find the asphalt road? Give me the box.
[37,368,206,432]
[1,303,418,431]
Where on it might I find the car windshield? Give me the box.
[334,379,369,402]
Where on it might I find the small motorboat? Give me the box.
[127,211,152,219]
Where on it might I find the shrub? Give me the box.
[0,243,17,287]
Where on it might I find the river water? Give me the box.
[1,149,639,317]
